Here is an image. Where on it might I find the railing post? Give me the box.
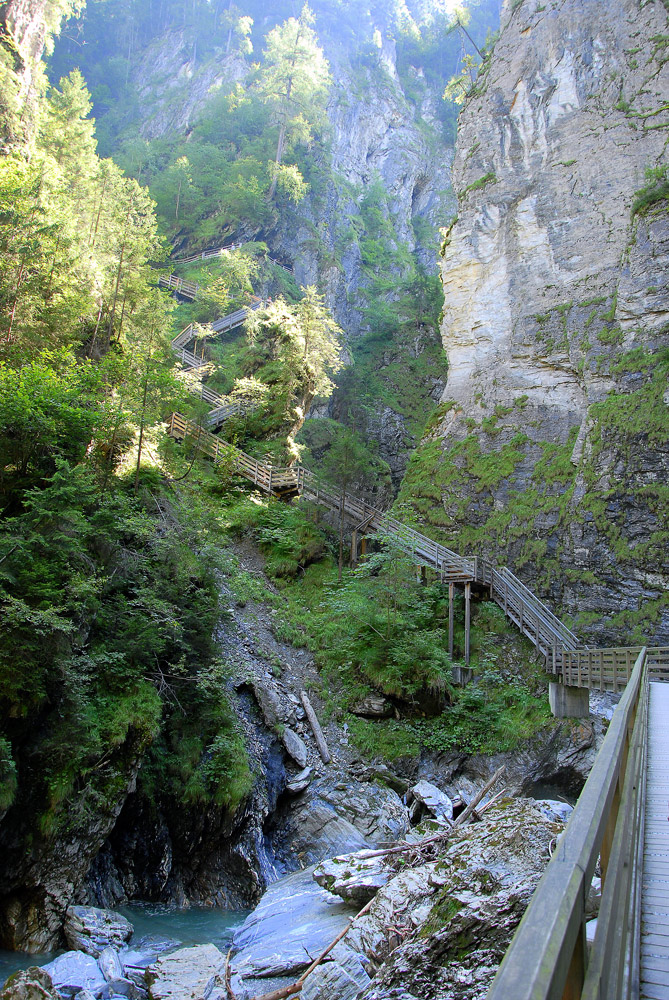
[448,582,454,659]
[464,582,471,666]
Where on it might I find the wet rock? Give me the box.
[231,867,355,981]
[41,952,106,997]
[250,679,288,729]
[282,729,308,769]
[145,944,225,1000]
[313,853,391,905]
[273,778,409,869]
[98,947,123,983]
[73,992,96,1000]
[0,968,60,1000]
[285,767,313,795]
[64,906,133,958]
[407,781,453,825]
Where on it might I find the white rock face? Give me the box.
[430,0,669,643]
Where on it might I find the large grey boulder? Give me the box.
[313,853,392,905]
[145,944,225,1000]
[303,799,568,1000]
[64,906,133,957]
[231,867,355,982]
[282,729,308,769]
[273,778,409,869]
[41,952,106,997]
[0,968,60,1000]
[407,781,453,825]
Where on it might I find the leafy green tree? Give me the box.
[320,424,379,580]
[313,545,453,707]
[0,350,103,494]
[243,288,343,456]
[255,5,331,201]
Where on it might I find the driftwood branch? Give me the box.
[451,765,506,829]
[248,897,375,1000]
[225,948,237,1000]
[300,690,331,764]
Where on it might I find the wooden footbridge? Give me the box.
[157,239,293,300]
[167,304,669,999]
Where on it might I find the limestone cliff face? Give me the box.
[411,0,669,644]
[0,0,51,145]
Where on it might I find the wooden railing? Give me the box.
[487,647,651,1000]
[156,240,293,272]
[476,563,580,655]
[553,645,669,691]
[167,414,475,581]
[168,414,300,494]
[158,274,200,299]
[166,305,661,671]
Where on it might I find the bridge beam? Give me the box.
[548,680,589,719]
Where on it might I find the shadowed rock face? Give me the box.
[426,0,669,644]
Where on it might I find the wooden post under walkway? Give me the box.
[448,582,454,659]
[465,581,471,667]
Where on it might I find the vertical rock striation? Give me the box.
[401,0,669,644]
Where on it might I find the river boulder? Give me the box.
[0,968,61,1000]
[145,944,225,1000]
[313,853,392,905]
[41,952,107,997]
[63,906,133,957]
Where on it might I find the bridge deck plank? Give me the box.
[641,682,669,999]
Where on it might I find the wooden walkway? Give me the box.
[167,302,661,682]
[641,681,669,1000]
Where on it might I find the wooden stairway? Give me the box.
[166,302,656,678]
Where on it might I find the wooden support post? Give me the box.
[350,529,358,568]
[448,582,454,659]
[360,536,367,557]
[420,565,427,586]
[464,582,471,667]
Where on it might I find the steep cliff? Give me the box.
[399,0,669,645]
[0,0,70,145]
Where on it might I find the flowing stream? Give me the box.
[0,903,249,985]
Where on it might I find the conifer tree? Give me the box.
[255,5,331,201]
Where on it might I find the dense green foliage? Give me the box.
[0,33,254,839]
[222,493,552,759]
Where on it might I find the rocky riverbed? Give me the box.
[0,788,602,1000]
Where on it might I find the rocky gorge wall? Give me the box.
[400,0,669,645]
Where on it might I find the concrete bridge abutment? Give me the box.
[549,680,590,718]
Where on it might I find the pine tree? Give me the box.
[255,5,331,201]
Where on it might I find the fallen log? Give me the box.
[300,690,331,764]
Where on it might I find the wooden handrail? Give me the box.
[155,240,293,271]
[487,648,649,1000]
